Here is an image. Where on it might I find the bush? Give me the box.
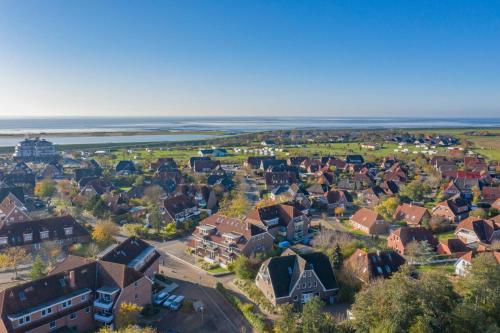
[140,304,159,317]
[234,279,277,314]
[216,283,268,332]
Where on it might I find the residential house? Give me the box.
[39,162,64,180]
[432,195,470,223]
[359,186,387,206]
[13,138,59,162]
[189,157,210,169]
[194,185,218,212]
[247,202,310,242]
[349,208,390,235]
[455,216,500,247]
[0,193,31,225]
[455,251,500,276]
[0,215,90,251]
[244,156,276,169]
[2,162,36,189]
[437,238,469,257]
[324,190,353,210]
[394,204,431,226]
[198,148,228,157]
[115,161,138,176]
[387,227,438,255]
[287,157,308,167]
[481,186,500,204]
[74,160,102,182]
[255,251,339,305]
[162,195,199,224]
[344,249,405,284]
[345,155,364,165]
[260,159,287,171]
[188,214,274,267]
[79,179,112,199]
[265,172,298,190]
[0,237,159,332]
[193,159,221,174]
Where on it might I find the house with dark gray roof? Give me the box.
[255,251,338,305]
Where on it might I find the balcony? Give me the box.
[94,312,114,324]
[93,298,113,310]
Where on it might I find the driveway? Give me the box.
[153,278,251,333]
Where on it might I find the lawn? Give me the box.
[416,263,455,275]
[436,229,456,241]
[207,266,230,274]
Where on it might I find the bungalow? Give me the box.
[394,204,431,226]
[387,227,438,255]
[431,195,470,223]
[188,214,274,267]
[260,159,287,171]
[345,155,364,165]
[344,249,405,284]
[193,159,221,174]
[255,251,339,305]
[198,148,228,157]
[349,208,389,235]
[359,186,386,206]
[454,216,500,247]
[247,202,310,242]
[455,251,500,276]
[162,194,200,224]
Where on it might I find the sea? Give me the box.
[0,116,498,147]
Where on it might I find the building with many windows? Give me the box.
[13,138,59,162]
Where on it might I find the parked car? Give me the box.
[154,291,169,305]
[170,295,185,310]
[163,295,177,308]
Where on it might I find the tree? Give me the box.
[376,197,399,221]
[301,297,337,333]
[469,208,487,218]
[351,269,455,332]
[334,207,345,217]
[34,178,56,198]
[0,247,30,279]
[30,255,46,280]
[232,255,260,280]
[405,240,433,264]
[41,242,62,267]
[85,242,102,259]
[133,175,145,187]
[273,304,299,333]
[454,253,500,331]
[92,219,118,245]
[219,191,250,218]
[143,185,165,205]
[162,223,177,238]
[400,180,431,202]
[92,197,109,218]
[332,244,344,270]
[148,203,163,233]
[115,302,143,329]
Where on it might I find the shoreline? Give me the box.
[0,129,228,138]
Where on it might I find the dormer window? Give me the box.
[0,237,7,245]
[64,227,73,236]
[23,232,32,242]
[40,230,49,240]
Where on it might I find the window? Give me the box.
[81,294,87,301]
[308,282,312,288]
[42,307,52,317]
[134,281,138,287]
[0,237,7,245]
[23,233,32,242]
[70,313,77,320]
[49,321,56,330]
[85,307,90,313]
[64,227,73,236]
[40,231,49,239]
[302,283,306,288]
[293,296,298,301]
[313,282,317,287]
[24,315,30,324]
[135,294,139,300]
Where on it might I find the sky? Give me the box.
[0,0,499,118]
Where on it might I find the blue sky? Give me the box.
[0,0,499,117]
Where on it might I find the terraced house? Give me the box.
[0,237,159,332]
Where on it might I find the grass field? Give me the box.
[416,263,455,274]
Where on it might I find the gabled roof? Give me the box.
[351,208,385,228]
[261,252,338,298]
[163,194,196,215]
[391,227,438,247]
[456,217,499,244]
[100,237,160,274]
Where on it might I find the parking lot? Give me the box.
[151,278,251,333]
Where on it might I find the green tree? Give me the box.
[332,244,344,270]
[376,197,399,221]
[115,302,143,329]
[232,256,260,280]
[273,304,299,333]
[405,240,433,264]
[0,247,31,279]
[351,269,455,332]
[162,223,177,238]
[400,180,431,202]
[148,203,163,233]
[30,255,46,280]
[35,178,57,198]
[454,253,500,331]
[301,297,336,333]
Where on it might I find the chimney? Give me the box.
[69,270,76,289]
